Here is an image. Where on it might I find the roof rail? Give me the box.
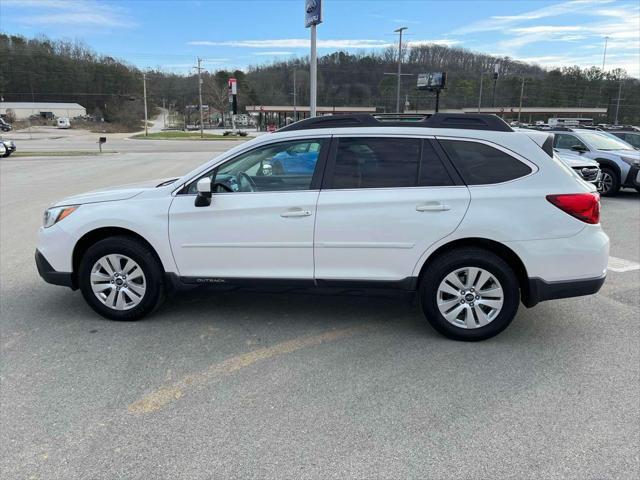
[277,113,513,133]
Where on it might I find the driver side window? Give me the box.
[188,139,326,194]
[554,134,587,150]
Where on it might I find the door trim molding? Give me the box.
[181,242,312,248]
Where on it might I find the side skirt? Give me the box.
[173,275,418,294]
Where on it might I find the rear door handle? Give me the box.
[280,209,312,218]
[416,202,450,212]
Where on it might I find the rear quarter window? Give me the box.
[439,140,532,185]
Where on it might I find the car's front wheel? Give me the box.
[419,248,520,341]
[599,167,619,197]
[78,236,165,320]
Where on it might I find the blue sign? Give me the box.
[305,0,322,27]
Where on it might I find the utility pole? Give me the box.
[478,74,484,112]
[394,27,408,113]
[602,36,609,71]
[162,97,166,128]
[614,79,623,125]
[517,76,525,122]
[143,71,148,137]
[196,58,204,138]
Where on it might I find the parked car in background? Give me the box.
[550,128,640,195]
[601,128,640,150]
[269,141,320,174]
[554,149,602,190]
[0,138,16,157]
[57,117,71,129]
[0,117,12,132]
[36,113,609,341]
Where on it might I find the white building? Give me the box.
[0,102,86,120]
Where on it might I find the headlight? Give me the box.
[43,205,78,228]
[621,156,639,166]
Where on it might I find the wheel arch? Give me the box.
[72,227,165,287]
[416,237,532,306]
[594,158,621,179]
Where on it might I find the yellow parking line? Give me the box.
[128,325,366,414]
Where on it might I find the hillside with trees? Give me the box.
[1,33,638,126]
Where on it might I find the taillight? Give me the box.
[546,193,600,224]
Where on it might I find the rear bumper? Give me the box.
[523,274,606,308]
[35,249,76,289]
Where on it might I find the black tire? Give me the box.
[599,167,620,197]
[78,236,165,321]
[419,248,520,341]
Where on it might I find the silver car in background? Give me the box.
[551,128,640,196]
[554,149,602,191]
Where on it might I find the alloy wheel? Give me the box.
[90,254,146,310]
[436,267,504,329]
[600,171,613,195]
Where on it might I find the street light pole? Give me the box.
[196,57,204,138]
[602,36,609,71]
[394,27,407,113]
[614,79,623,125]
[517,76,525,122]
[491,63,500,108]
[478,74,484,112]
[293,69,297,120]
[142,71,148,137]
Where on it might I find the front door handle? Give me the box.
[280,209,312,218]
[416,202,450,212]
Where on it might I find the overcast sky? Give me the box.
[2,0,639,76]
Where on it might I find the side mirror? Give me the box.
[195,177,212,207]
[571,144,588,153]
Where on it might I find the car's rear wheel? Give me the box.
[419,248,520,341]
[599,167,619,196]
[79,236,165,320]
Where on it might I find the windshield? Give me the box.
[578,131,635,151]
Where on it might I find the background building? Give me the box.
[0,102,86,120]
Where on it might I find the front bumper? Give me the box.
[623,164,640,188]
[523,274,606,308]
[573,167,602,190]
[35,249,76,289]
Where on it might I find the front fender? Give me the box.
[56,197,178,274]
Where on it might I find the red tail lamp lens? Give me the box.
[546,193,600,224]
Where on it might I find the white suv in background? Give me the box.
[36,114,609,341]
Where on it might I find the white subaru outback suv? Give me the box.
[36,114,609,341]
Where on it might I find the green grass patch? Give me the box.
[11,151,118,157]
[131,131,248,140]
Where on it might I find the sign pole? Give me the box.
[310,24,317,117]
[305,0,322,118]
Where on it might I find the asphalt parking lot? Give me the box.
[1,143,639,479]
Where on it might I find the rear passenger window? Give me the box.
[331,137,420,189]
[440,140,532,185]
[419,140,454,186]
